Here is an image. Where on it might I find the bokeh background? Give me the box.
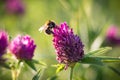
[0,0,120,80]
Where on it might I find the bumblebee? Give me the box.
[39,20,56,35]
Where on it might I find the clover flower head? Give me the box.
[5,0,24,15]
[0,30,8,57]
[106,26,120,45]
[9,35,36,60]
[107,26,117,39]
[52,22,84,68]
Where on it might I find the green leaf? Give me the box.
[24,60,37,71]
[32,69,41,80]
[95,56,120,63]
[0,62,11,69]
[0,59,11,69]
[56,64,65,73]
[85,47,112,57]
[52,64,65,73]
[80,56,120,65]
[107,66,120,76]
[32,59,46,66]
[80,56,103,65]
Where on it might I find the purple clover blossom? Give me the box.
[9,35,36,60]
[53,22,84,68]
[107,26,117,40]
[0,30,8,57]
[106,26,120,45]
[5,0,24,15]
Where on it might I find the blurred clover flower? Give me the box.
[0,30,8,58]
[53,22,84,68]
[5,0,25,15]
[9,35,36,60]
[106,26,120,45]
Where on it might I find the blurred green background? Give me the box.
[0,0,120,80]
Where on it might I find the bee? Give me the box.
[39,20,56,35]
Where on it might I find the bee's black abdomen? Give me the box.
[45,28,53,35]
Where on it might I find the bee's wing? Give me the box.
[38,25,46,33]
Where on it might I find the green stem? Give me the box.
[11,60,23,80]
[11,69,18,80]
[69,66,74,80]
